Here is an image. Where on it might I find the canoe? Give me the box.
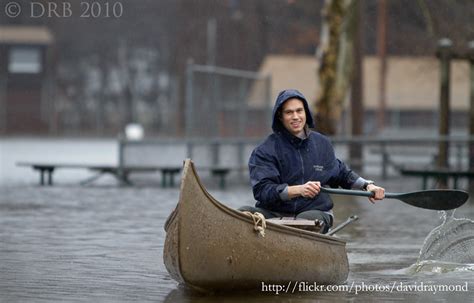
[163,159,349,292]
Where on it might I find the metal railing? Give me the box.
[330,135,474,179]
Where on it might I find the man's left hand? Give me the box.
[367,184,385,203]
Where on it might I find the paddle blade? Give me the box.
[392,190,469,210]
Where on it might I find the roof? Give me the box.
[0,26,54,45]
[253,55,469,110]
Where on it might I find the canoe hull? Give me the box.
[163,160,349,291]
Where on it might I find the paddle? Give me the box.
[327,215,359,236]
[320,187,468,210]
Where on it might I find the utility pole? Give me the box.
[469,40,474,195]
[376,0,387,132]
[350,0,364,172]
[437,38,452,188]
[207,18,217,66]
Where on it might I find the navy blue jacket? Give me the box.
[249,89,360,214]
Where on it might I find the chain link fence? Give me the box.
[185,63,272,139]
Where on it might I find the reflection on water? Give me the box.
[1,139,473,302]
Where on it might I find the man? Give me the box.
[240,89,385,233]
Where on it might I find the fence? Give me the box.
[118,135,474,190]
[331,136,474,179]
[185,63,272,139]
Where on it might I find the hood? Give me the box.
[271,89,315,132]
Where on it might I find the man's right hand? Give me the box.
[288,181,321,199]
[300,181,321,198]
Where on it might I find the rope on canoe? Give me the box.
[243,211,266,237]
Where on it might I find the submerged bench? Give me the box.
[17,138,258,188]
[16,162,233,189]
[147,165,233,188]
[400,167,474,189]
[118,138,257,188]
[16,162,159,186]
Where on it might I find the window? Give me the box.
[8,47,42,74]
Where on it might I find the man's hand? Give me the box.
[288,181,321,199]
[367,184,385,203]
[299,181,321,198]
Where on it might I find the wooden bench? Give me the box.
[153,166,236,188]
[368,146,438,179]
[151,166,233,189]
[16,162,233,189]
[399,167,474,189]
[16,162,159,186]
[208,167,231,189]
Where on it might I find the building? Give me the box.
[0,26,54,134]
[252,55,470,133]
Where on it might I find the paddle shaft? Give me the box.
[320,187,398,198]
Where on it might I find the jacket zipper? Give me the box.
[297,147,304,214]
[298,149,304,183]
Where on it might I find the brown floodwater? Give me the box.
[1,182,472,302]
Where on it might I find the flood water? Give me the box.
[1,138,473,302]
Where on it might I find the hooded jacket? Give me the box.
[248,89,361,214]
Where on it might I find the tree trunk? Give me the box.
[315,0,355,135]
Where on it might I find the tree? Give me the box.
[314,0,356,135]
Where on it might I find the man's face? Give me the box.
[279,98,306,136]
